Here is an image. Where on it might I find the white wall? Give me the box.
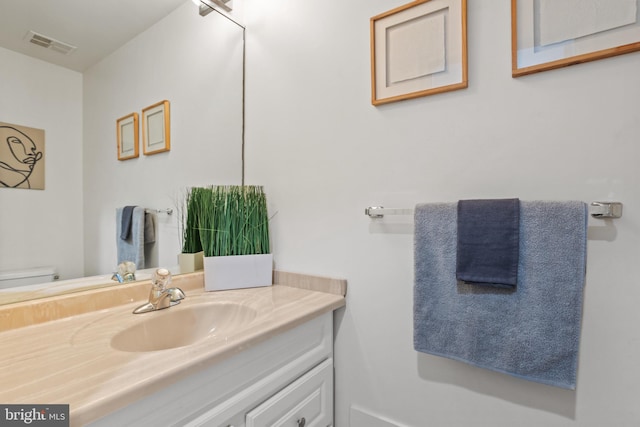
[0,47,84,280]
[83,2,244,275]
[244,1,640,426]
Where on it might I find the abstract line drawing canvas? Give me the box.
[0,122,45,190]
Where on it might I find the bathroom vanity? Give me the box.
[0,271,346,427]
[92,311,333,426]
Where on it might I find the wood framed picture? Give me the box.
[370,0,468,105]
[116,113,139,161]
[142,100,171,155]
[512,0,640,77]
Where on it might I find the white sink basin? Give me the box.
[111,302,258,352]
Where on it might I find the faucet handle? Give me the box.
[167,287,186,302]
[152,268,172,290]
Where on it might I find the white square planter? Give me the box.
[204,253,273,291]
[178,251,204,273]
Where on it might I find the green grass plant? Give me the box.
[197,185,270,257]
[180,187,204,254]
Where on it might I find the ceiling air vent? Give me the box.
[24,31,77,55]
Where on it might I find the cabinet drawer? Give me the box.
[246,358,333,427]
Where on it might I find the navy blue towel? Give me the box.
[120,205,137,240]
[456,199,520,288]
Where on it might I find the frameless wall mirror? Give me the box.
[0,0,244,305]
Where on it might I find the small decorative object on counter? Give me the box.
[177,187,204,273]
[112,261,137,283]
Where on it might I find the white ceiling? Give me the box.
[0,0,189,72]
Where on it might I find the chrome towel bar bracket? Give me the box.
[365,207,406,218]
[365,202,623,219]
[145,208,174,215]
[589,202,622,219]
[365,207,414,218]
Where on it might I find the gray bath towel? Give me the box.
[116,206,147,269]
[414,201,587,389]
[144,211,156,244]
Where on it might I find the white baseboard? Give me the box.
[349,406,406,427]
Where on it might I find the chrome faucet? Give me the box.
[133,268,185,314]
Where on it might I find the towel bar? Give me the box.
[145,208,174,215]
[365,202,623,219]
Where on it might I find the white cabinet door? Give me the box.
[246,358,333,427]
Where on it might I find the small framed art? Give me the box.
[116,113,139,161]
[142,100,170,155]
[370,0,468,105]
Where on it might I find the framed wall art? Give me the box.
[116,113,139,161]
[370,0,468,105]
[512,0,640,77]
[142,100,171,155]
[0,121,45,189]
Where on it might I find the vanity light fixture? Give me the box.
[192,0,213,17]
[193,0,233,16]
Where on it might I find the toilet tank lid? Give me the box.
[0,267,57,281]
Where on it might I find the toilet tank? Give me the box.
[0,267,58,289]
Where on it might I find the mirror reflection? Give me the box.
[0,0,244,305]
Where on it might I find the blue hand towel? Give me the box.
[120,205,137,240]
[116,206,146,269]
[414,201,588,389]
[456,199,520,288]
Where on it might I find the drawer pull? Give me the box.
[297,418,306,427]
